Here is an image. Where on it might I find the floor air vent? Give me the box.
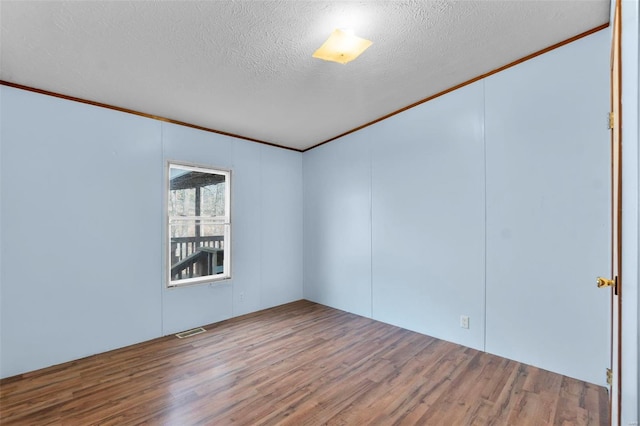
[175,327,206,339]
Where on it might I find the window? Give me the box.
[167,163,230,287]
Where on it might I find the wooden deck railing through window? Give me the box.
[170,236,224,280]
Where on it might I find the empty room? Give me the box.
[0,1,638,425]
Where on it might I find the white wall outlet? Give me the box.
[460,315,470,329]
[239,292,245,302]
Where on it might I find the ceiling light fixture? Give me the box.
[312,29,373,64]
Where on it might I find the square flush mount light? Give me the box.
[312,29,373,64]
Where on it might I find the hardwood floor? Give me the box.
[0,300,608,425]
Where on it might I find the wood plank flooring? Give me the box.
[0,300,608,425]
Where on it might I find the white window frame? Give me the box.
[166,161,231,288]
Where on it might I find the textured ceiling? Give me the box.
[0,1,609,151]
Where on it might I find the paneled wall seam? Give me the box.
[482,79,488,353]
[258,146,264,310]
[369,139,374,318]
[160,122,165,336]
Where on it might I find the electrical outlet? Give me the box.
[460,315,470,329]
[239,292,245,302]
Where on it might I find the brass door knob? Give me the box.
[596,277,615,288]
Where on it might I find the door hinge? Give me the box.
[608,112,615,129]
[606,368,613,385]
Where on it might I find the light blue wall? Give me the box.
[484,30,610,385]
[303,130,372,317]
[260,146,304,309]
[304,81,486,352]
[371,82,485,351]
[0,88,163,378]
[0,86,303,378]
[303,30,610,385]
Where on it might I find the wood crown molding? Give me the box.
[0,22,609,154]
[0,79,302,152]
[303,22,610,152]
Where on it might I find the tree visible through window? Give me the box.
[167,163,230,286]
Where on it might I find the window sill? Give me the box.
[167,276,232,289]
